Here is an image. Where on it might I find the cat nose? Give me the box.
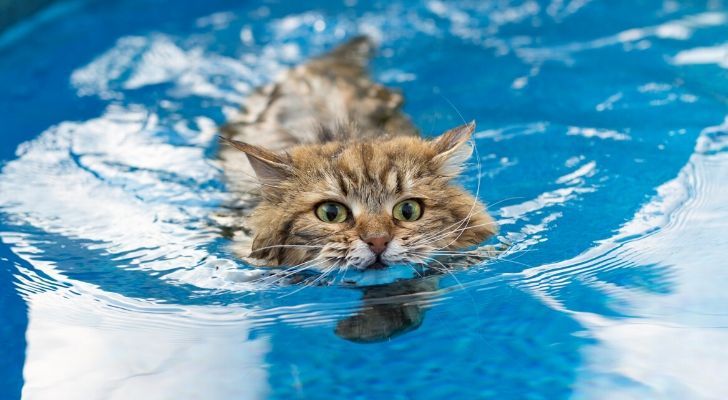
[362,234,390,255]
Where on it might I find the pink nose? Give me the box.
[363,235,390,255]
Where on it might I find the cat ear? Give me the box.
[220,137,293,183]
[430,121,475,176]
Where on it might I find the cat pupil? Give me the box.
[325,205,338,221]
[402,203,413,219]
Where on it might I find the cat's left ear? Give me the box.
[430,121,475,176]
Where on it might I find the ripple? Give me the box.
[511,118,728,398]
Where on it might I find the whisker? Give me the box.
[409,221,499,249]
[485,196,527,210]
[279,260,342,297]
[299,255,346,285]
[251,243,325,252]
[257,258,322,286]
[422,256,468,292]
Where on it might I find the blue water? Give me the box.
[1,0,727,398]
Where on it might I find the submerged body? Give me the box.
[219,36,496,272]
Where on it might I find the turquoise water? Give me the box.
[1,0,727,398]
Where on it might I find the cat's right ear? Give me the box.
[430,121,476,176]
[220,137,293,183]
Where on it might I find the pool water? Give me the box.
[1,0,727,398]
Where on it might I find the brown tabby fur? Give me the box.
[219,36,496,272]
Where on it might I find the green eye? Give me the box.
[393,199,423,221]
[315,202,349,223]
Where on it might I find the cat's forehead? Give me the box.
[291,140,435,211]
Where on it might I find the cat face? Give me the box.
[224,122,496,271]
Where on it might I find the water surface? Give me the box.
[1,0,727,398]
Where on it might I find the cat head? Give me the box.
[224,121,496,271]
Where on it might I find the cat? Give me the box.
[218,36,500,342]
[218,36,497,274]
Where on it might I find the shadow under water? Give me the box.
[335,277,437,342]
[253,244,511,343]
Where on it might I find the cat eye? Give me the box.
[315,202,349,223]
[392,199,423,222]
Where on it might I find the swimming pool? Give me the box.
[1,0,727,398]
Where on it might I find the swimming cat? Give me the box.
[218,36,497,274]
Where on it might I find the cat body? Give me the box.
[219,36,496,272]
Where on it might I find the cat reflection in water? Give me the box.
[218,36,498,341]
